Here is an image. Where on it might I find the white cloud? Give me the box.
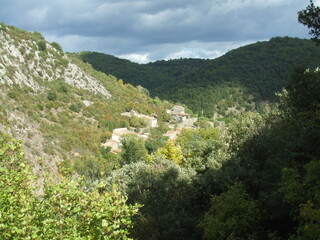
[119,53,151,64]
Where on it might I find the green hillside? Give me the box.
[76,52,208,89]
[78,37,320,117]
[0,23,171,178]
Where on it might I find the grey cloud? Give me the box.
[0,0,311,62]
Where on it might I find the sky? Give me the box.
[0,0,315,63]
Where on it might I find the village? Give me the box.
[101,105,222,153]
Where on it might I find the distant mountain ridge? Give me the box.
[78,37,320,117]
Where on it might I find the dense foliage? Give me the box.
[78,37,320,117]
[298,0,320,44]
[0,132,140,239]
[104,66,320,240]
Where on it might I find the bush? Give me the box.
[47,91,57,101]
[68,103,82,113]
[7,90,17,100]
[50,42,63,52]
[37,40,47,51]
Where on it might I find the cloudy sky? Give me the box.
[0,0,314,63]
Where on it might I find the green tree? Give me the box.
[199,183,261,240]
[0,132,140,239]
[281,160,320,240]
[298,0,320,44]
[284,67,320,115]
[38,179,140,239]
[155,140,183,165]
[0,133,38,239]
[145,129,168,153]
[227,111,265,152]
[278,68,320,239]
[37,40,47,51]
[121,135,148,165]
[175,127,228,171]
[111,158,197,240]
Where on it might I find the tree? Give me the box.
[120,135,148,165]
[199,183,261,240]
[0,132,140,239]
[175,127,228,171]
[111,158,197,240]
[298,0,320,44]
[284,67,320,115]
[145,129,168,153]
[155,140,183,165]
[281,160,320,240]
[278,67,320,239]
[0,133,37,239]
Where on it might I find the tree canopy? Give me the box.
[298,0,320,44]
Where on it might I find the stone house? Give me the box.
[121,110,158,128]
[167,105,190,122]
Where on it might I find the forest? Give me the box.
[1,1,320,240]
[78,37,320,117]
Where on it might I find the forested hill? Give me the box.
[76,52,209,89]
[77,37,320,117]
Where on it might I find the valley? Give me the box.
[1,3,320,238]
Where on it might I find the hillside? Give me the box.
[2,21,320,240]
[78,37,320,117]
[76,52,209,90]
[0,23,171,178]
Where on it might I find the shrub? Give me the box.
[50,42,63,52]
[68,102,85,113]
[47,91,57,101]
[37,40,47,51]
[7,90,17,100]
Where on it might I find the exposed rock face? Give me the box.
[0,25,111,98]
[0,24,112,185]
